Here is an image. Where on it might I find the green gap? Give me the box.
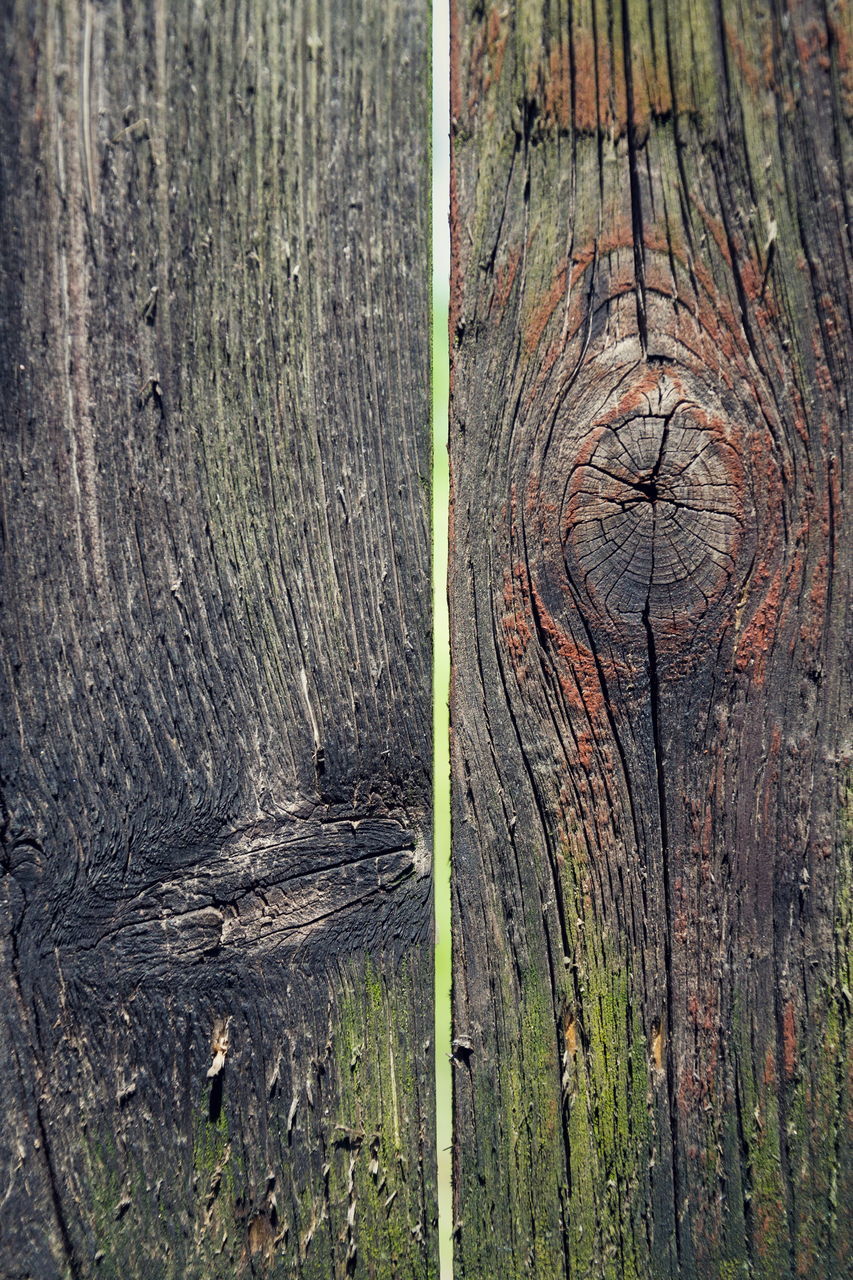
[432,1,453,1277]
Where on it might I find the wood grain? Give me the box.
[450,0,851,1275]
[0,1,433,1275]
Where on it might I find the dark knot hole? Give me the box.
[632,477,659,502]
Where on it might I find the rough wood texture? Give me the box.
[0,2,433,1276]
[450,0,850,1275]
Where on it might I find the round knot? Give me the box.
[562,374,745,630]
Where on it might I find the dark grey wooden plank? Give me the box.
[0,1,433,1275]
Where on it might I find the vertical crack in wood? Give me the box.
[620,0,648,358]
[35,1102,83,1280]
[641,549,682,1269]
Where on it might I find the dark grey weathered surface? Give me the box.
[450,0,851,1275]
[0,1,433,1275]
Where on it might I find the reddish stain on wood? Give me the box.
[521,220,778,386]
[734,569,783,687]
[485,5,509,91]
[724,20,767,94]
[564,1011,578,1056]
[689,194,735,268]
[501,561,533,680]
[523,262,568,354]
[795,17,832,74]
[571,30,599,134]
[800,554,830,650]
[763,1044,777,1088]
[561,28,630,135]
[607,365,674,419]
[467,5,509,111]
[528,582,609,723]
[543,41,570,131]
[492,245,522,314]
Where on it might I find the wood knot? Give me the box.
[561,370,746,636]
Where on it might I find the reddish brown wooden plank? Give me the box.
[450,0,851,1274]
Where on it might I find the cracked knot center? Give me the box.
[562,381,745,627]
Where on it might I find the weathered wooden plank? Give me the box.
[0,1,433,1275]
[450,0,851,1274]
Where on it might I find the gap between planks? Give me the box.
[432,0,453,1275]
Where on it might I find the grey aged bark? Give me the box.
[450,0,850,1276]
[0,2,433,1277]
